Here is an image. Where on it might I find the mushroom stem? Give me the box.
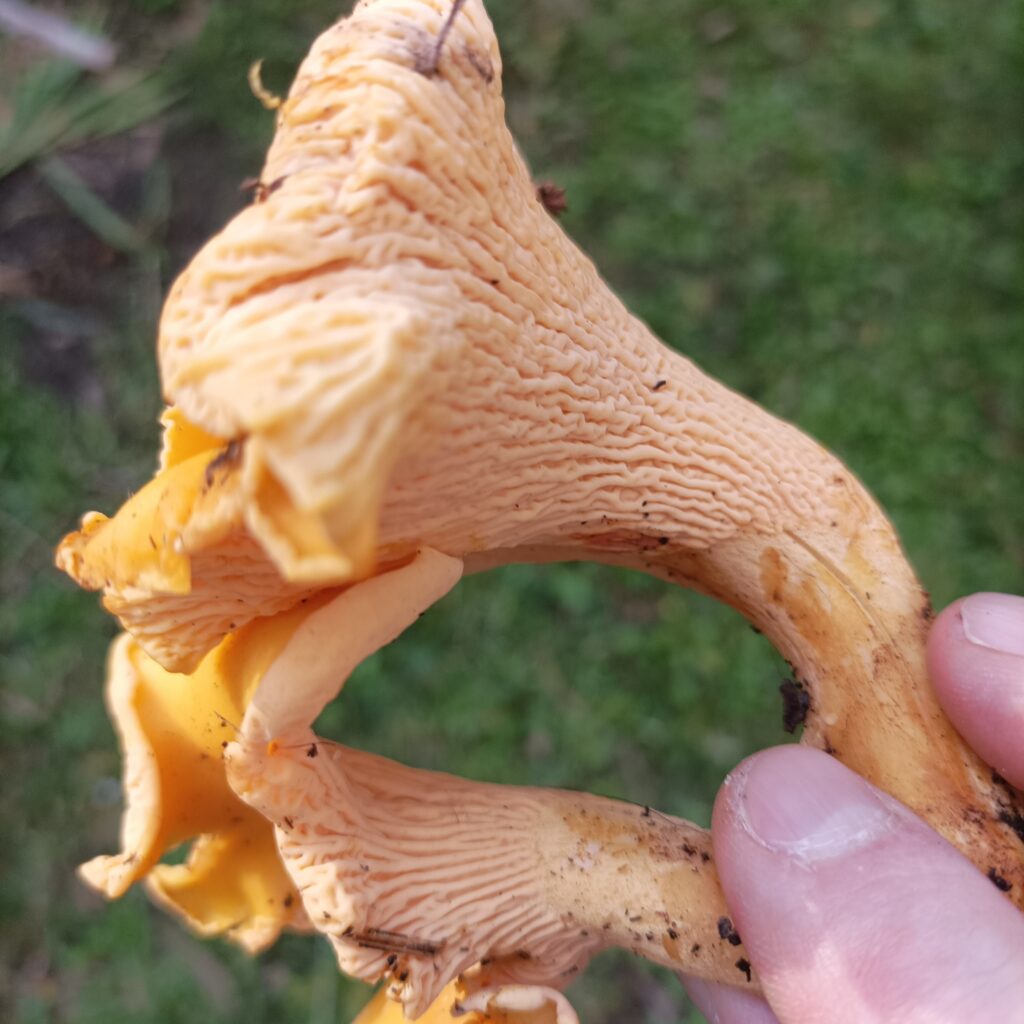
[451,343,1024,896]
[669,527,1021,893]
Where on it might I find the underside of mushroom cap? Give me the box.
[227,734,743,1018]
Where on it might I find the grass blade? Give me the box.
[37,154,149,254]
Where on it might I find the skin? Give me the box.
[684,594,1024,1023]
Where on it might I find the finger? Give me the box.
[712,746,1024,1024]
[682,975,780,1024]
[928,593,1024,789]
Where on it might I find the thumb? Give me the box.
[711,746,1024,1024]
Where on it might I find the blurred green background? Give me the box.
[1,0,1022,1021]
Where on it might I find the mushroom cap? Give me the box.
[77,609,336,948]
[57,409,330,672]
[80,544,740,1017]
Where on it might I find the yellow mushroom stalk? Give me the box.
[56,0,1024,1020]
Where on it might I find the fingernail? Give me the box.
[735,748,894,862]
[961,593,1024,657]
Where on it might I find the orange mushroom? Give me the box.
[77,612,325,950]
[57,0,1024,1020]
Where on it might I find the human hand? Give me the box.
[684,593,1024,1023]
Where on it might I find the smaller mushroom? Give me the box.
[217,551,743,1018]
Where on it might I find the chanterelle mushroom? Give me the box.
[57,0,1024,1019]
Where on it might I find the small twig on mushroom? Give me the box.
[247,59,281,110]
[213,711,240,734]
[422,0,468,76]
[240,175,286,204]
[346,927,445,957]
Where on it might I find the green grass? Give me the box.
[2,0,1022,1021]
